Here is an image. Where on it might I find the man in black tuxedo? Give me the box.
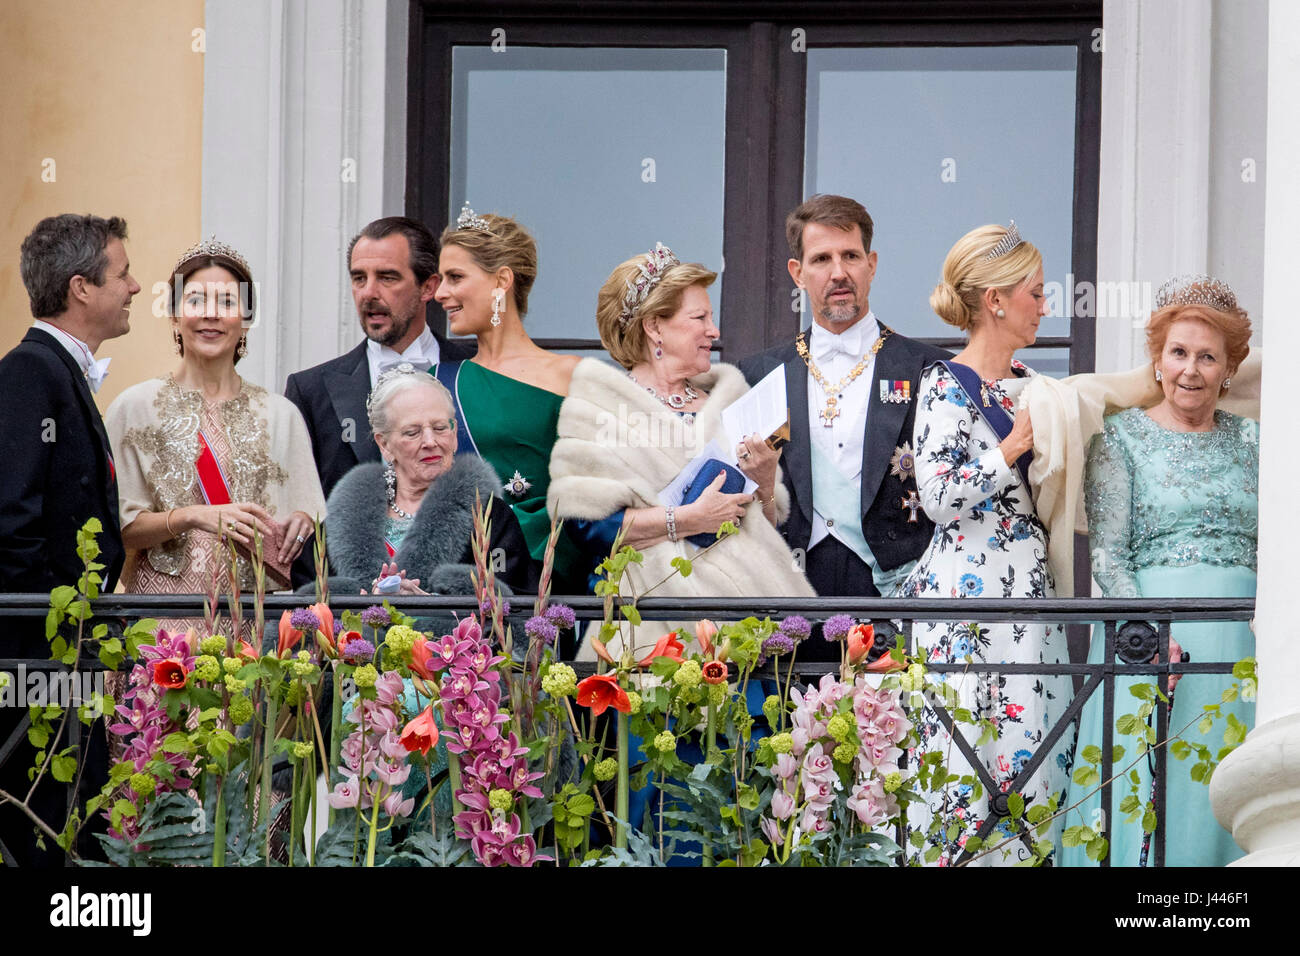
[285,216,476,502]
[0,213,137,865]
[740,196,948,659]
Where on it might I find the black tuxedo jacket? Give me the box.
[284,329,476,500]
[0,328,125,615]
[739,327,950,590]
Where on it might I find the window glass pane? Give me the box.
[449,47,727,341]
[804,46,1077,340]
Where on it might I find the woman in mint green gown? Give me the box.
[434,206,588,595]
[1064,276,1256,867]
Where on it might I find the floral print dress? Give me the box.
[898,360,1073,865]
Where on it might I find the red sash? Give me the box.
[384,539,397,560]
[195,430,232,505]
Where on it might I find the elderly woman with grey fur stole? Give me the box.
[324,364,538,603]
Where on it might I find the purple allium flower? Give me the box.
[289,607,322,633]
[762,632,796,656]
[779,615,812,642]
[544,604,576,630]
[361,605,391,628]
[523,616,559,646]
[478,597,512,618]
[341,637,375,664]
[822,614,854,642]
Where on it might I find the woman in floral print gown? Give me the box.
[899,223,1072,866]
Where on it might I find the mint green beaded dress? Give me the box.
[1062,408,1258,867]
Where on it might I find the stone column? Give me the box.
[1209,0,1300,866]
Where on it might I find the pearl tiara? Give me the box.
[1153,274,1239,313]
[172,236,252,279]
[619,242,681,326]
[455,201,492,234]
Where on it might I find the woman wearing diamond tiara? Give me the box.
[432,205,588,595]
[105,239,326,636]
[898,222,1072,865]
[548,245,815,661]
[1062,275,1257,867]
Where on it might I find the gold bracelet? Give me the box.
[164,509,176,537]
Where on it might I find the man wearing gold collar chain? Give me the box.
[740,195,948,657]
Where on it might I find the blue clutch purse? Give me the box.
[682,459,747,547]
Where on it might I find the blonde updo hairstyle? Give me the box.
[595,256,717,370]
[438,214,539,316]
[931,224,1042,333]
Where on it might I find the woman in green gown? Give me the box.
[433,205,587,594]
[1064,275,1257,867]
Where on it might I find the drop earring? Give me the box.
[1222,378,1231,389]
[654,339,664,360]
[491,288,504,327]
[173,331,183,354]
[236,333,247,358]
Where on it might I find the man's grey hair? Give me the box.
[20,214,129,318]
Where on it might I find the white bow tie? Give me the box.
[810,327,863,363]
[86,356,111,393]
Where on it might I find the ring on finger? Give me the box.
[295,534,306,544]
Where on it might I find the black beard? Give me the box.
[363,310,416,348]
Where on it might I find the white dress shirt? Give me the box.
[33,319,109,391]
[806,312,881,551]
[366,326,441,389]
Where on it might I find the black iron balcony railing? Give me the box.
[0,593,1253,868]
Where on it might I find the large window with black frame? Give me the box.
[408,1,1100,378]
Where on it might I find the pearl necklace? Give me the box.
[629,371,700,410]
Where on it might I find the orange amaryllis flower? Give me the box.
[238,640,260,662]
[695,619,718,657]
[864,653,906,674]
[637,632,685,668]
[152,658,189,689]
[311,602,335,655]
[847,623,876,665]
[575,672,632,716]
[587,633,616,665]
[701,660,728,685]
[410,637,438,681]
[277,610,304,658]
[400,705,439,756]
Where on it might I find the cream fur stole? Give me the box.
[549,358,814,659]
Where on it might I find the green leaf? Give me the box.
[1232,658,1256,680]
[1007,792,1025,819]
[908,829,925,849]
[51,752,78,783]
[619,604,642,627]
[1111,744,1126,763]
[1142,809,1158,833]
[26,722,50,750]
[1072,766,1100,788]
[963,836,983,853]
[1025,804,1050,824]
[1137,700,1154,719]
[923,845,942,864]
[1224,713,1247,747]
[1085,835,1109,862]
[1130,682,1156,701]
[1197,715,1214,735]
[161,732,195,754]
[670,557,693,578]
[567,793,595,818]
[1061,825,1085,848]
[1118,794,1140,813]
[48,585,77,611]
[1170,740,1192,760]
[1080,744,1101,764]
[1221,685,1238,703]
[1115,714,1140,735]
[1190,762,1209,783]
[736,783,759,812]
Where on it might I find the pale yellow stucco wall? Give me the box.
[0,0,205,411]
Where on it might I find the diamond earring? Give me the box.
[236,333,248,358]
[1222,378,1231,389]
[384,460,397,505]
[654,340,664,360]
[173,331,183,355]
[491,288,504,327]
[1155,368,1163,382]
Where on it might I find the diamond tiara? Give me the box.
[172,236,252,279]
[619,242,681,326]
[983,221,1024,261]
[456,201,492,233]
[1153,274,1239,313]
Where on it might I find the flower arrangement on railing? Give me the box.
[0,515,1259,868]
